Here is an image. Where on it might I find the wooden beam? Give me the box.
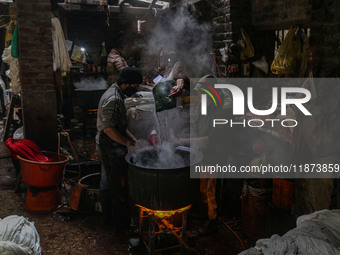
[108,5,163,15]
[59,3,164,15]
[148,0,157,9]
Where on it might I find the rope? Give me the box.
[242,181,271,199]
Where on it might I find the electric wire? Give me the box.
[218,217,246,251]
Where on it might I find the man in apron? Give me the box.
[97,67,142,233]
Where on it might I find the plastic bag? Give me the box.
[271,27,302,76]
[298,71,317,101]
[299,36,310,77]
[13,126,24,139]
[240,28,255,61]
[153,80,176,112]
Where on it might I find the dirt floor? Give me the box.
[0,115,253,254]
[0,157,251,255]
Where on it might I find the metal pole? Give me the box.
[148,213,155,255]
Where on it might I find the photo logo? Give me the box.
[197,82,223,115]
[201,84,312,116]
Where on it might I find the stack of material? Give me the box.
[2,45,20,95]
[239,209,340,255]
[0,215,41,255]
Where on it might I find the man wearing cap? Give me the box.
[96,66,142,233]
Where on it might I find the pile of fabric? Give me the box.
[2,44,20,95]
[0,215,41,255]
[239,209,340,255]
[5,138,49,162]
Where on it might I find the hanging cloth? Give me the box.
[51,17,72,72]
[11,25,19,58]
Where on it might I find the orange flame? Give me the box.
[136,204,192,218]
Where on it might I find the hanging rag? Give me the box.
[51,17,72,72]
[10,25,19,58]
[5,138,50,162]
[3,44,21,95]
[240,28,255,61]
[2,45,21,95]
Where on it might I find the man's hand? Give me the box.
[168,79,184,98]
[126,140,135,151]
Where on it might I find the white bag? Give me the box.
[0,215,41,255]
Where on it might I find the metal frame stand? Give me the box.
[138,206,190,255]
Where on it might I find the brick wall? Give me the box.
[211,0,251,49]
[206,0,252,76]
[200,0,340,216]
[309,0,340,77]
[251,0,311,30]
[17,0,57,151]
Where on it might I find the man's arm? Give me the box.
[126,129,137,144]
[100,97,134,149]
[168,78,184,98]
[104,127,133,148]
[168,76,190,98]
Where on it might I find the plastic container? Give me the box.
[272,178,294,211]
[153,80,176,112]
[25,187,61,213]
[78,173,101,212]
[18,152,69,188]
[148,130,158,146]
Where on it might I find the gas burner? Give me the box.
[137,204,191,255]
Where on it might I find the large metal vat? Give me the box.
[126,146,201,210]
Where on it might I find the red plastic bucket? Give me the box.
[25,187,61,213]
[18,152,69,188]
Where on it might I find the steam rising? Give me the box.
[127,104,191,169]
[146,6,212,76]
[74,77,108,91]
[128,5,213,169]
[129,142,188,169]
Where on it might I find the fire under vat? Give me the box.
[126,146,201,254]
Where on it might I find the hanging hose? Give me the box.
[58,132,81,182]
[213,53,228,77]
[218,217,246,251]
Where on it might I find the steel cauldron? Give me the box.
[126,146,202,210]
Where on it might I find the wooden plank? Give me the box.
[3,95,15,142]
